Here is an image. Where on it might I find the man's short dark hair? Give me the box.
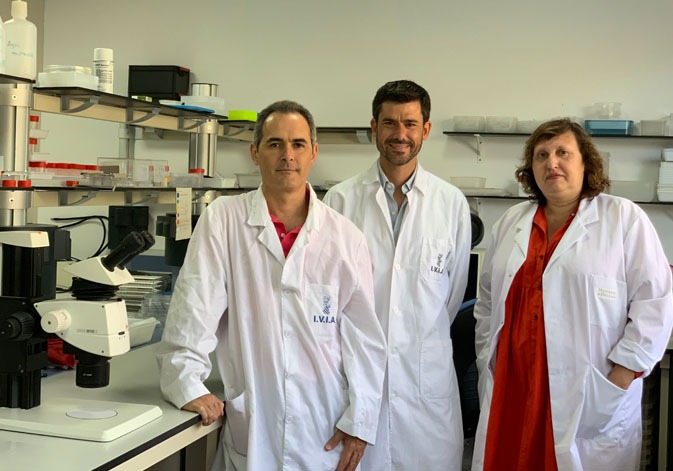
[372,80,431,123]
[253,100,317,148]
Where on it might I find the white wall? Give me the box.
[37,0,673,259]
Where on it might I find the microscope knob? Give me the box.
[41,309,71,334]
[0,311,34,340]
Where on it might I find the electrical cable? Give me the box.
[51,215,109,259]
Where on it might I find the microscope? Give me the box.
[35,230,155,389]
[0,229,163,441]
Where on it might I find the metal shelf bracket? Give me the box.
[124,190,159,206]
[475,134,484,163]
[126,106,160,125]
[356,130,371,144]
[178,117,204,131]
[60,95,100,114]
[58,190,98,206]
[222,122,253,138]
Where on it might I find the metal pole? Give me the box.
[0,83,33,227]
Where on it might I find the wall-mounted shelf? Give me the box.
[33,87,219,133]
[30,87,373,146]
[0,72,35,85]
[215,123,372,144]
[444,130,673,162]
[444,131,673,139]
[22,185,672,208]
[218,120,255,141]
[317,127,372,144]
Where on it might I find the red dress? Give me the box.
[483,205,577,471]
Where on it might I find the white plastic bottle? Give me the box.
[93,48,114,94]
[0,16,6,73]
[4,0,37,79]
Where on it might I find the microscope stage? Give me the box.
[0,397,162,441]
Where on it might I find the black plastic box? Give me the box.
[108,206,149,249]
[128,65,190,101]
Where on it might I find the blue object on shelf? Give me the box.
[163,103,214,113]
[584,120,634,136]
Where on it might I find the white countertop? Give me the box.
[0,344,223,471]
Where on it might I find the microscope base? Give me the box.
[0,397,162,441]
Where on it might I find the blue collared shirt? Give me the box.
[377,160,417,244]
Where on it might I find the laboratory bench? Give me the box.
[0,343,223,471]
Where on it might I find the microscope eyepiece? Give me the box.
[140,230,155,248]
[117,230,156,269]
[102,232,145,271]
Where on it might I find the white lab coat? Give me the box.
[472,194,673,471]
[324,162,471,471]
[156,185,387,471]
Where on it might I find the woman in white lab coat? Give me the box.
[472,118,673,471]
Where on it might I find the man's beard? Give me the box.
[376,137,421,166]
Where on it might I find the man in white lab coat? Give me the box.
[324,80,472,470]
[157,101,387,471]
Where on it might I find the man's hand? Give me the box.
[182,393,224,426]
[607,363,638,390]
[324,429,367,471]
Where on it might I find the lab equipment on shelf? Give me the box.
[37,65,98,90]
[4,0,36,79]
[93,48,113,94]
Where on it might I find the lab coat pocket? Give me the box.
[576,365,627,441]
[420,340,452,399]
[420,237,451,283]
[225,396,249,456]
[588,275,627,328]
[304,283,339,339]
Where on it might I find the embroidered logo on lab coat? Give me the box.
[314,295,336,323]
[431,253,444,275]
[595,286,618,301]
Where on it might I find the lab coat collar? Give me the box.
[512,201,538,256]
[247,183,321,229]
[510,196,599,266]
[362,159,429,196]
[544,195,598,270]
[247,183,321,263]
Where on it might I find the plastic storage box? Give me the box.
[151,161,170,187]
[37,65,99,90]
[128,317,160,347]
[584,120,634,136]
[640,120,666,136]
[98,158,153,186]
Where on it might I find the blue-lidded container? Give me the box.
[584,120,634,136]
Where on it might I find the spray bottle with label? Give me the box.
[4,0,37,79]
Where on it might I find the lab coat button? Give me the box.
[285,372,292,379]
[284,331,291,338]
[393,307,399,313]
[286,416,293,424]
[394,264,401,271]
